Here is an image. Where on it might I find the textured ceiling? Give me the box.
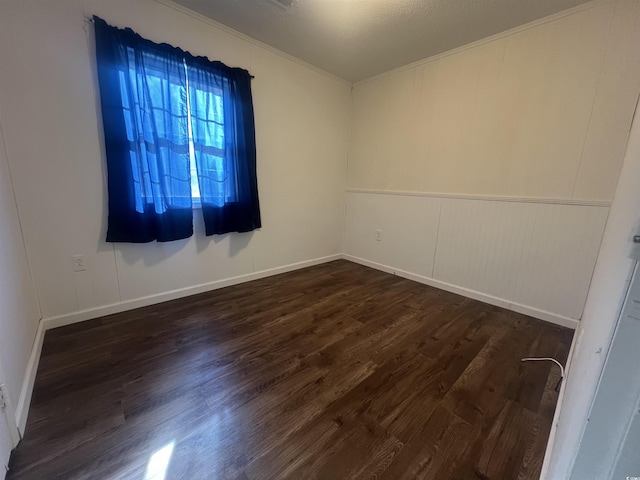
[171,0,596,82]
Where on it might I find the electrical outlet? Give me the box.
[72,254,87,272]
[375,229,383,241]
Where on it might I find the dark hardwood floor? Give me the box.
[7,260,573,480]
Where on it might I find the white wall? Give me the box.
[0,0,351,323]
[344,0,640,324]
[349,0,640,201]
[544,91,640,479]
[0,122,40,425]
[344,193,608,325]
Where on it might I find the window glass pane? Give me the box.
[190,86,230,206]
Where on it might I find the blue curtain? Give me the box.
[94,17,193,242]
[187,57,261,235]
[94,17,260,241]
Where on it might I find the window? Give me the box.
[94,17,261,243]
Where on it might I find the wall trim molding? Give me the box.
[15,319,45,435]
[151,0,350,87]
[43,254,342,331]
[15,253,342,432]
[342,254,580,330]
[347,188,612,207]
[540,326,580,479]
[15,250,579,433]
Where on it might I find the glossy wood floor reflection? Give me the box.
[8,260,573,480]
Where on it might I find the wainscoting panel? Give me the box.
[344,191,610,323]
[435,199,609,320]
[343,193,441,278]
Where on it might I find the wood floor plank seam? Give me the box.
[7,260,572,480]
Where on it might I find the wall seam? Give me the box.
[570,2,616,199]
[0,120,42,321]
[430,199,443,278]
[341,85,355,254]
[112,245,123,303]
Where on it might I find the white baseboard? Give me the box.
[342,254,579,330]
[16,251,577,434]
[15,319,45,435]
[540,327,580,479]
[42,254,342,330]
[16,253,342,432]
